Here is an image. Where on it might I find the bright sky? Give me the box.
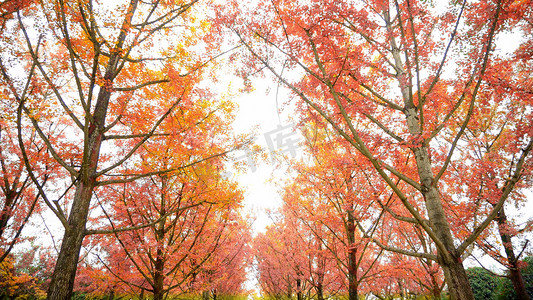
[229,77,299,234]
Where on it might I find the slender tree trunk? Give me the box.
[316,282,324,300]
[153,251,165,300]
[386,2,475,294]
[296,278,303,300]
[429,266,442,299]
[47,84,108,299]
[316,245,325,300]
[47,48,115,300]
[405,104,474,300]
[202,290,210,300]
[404,105,474,300]
[496,207,530,300]
[347,210,358,300]
[153,176,168,300]
[287,275,293,300]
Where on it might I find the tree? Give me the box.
[282,123,445,299]
[192,213,252,300]
[0,250,47,299]
[282,126,385,300]
[1,0,244,298]
[442,45,533,300]
[226,1,533,298]
[0,111,47,263]
[253,219,309,300]
[496,256,533,300]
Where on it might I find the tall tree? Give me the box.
[282,126,385,300]
[1,1,242,298]
[226,1,533,299]
[86,172,246,300]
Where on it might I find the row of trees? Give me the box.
[232,0,533,299]
[252,126,531,298]
[1,0,533,299]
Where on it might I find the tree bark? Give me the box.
[403,91,474,300]
[316,241,325,300]
[46,179,97,299]
[47,85,109,299]
[153,177,167,300]
[429,264,442,299]
[153,249,165,300]
[496,207,530,300]
[287,275,293,300]
[202,290,210,300]
[412,145,474,300]
[316,281,324,300]
[347,210,358,300]
[404,104,474,299]
[296,278,303,300]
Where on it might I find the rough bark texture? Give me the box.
[316,242,325,300]
[347,210,358,300]
[497,207,530,300]
[153,249,165,300]
[47,88,109,299]
[153,179,167,300]
[412,143,474,300]
[47,177,97,299]
[296,279,303,300]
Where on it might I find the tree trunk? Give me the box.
[496,207,530,300]
[316,240,325,300]
[429,265,442,299]
[47,52,114,300]
[46,95,107,299]
[46,180,96,299]
[203,290,210,300]
[316,282,324,300]
[387,2,475,293]
[153,177,167,300]
[287,275,293,300]
[403,103,474,300]
[296,278,303,300]
[438,253,473,300]
[153,252,165,300]
[0,191,16,238]
[414,146,474,300]
[347,210,358,300]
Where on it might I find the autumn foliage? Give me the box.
[0,0,532,299]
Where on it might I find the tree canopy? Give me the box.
[0,0,532,300]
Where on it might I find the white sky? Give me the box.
[229,77,299,235]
